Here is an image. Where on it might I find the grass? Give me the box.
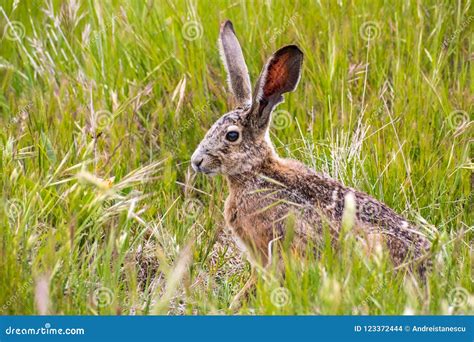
[0,0,472,315]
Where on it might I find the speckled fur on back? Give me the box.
[191,20,431,277]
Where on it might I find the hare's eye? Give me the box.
[225,131,240,142]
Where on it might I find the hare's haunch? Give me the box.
[191,20,431,276]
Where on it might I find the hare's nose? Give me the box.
[191,156,203,172]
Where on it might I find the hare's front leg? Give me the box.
[224,194,274,266]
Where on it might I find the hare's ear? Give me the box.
[248,45,303,132]
[219,20,252,107]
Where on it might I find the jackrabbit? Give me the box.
[191,20,431,276]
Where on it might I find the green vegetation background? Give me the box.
[0,0,472,315]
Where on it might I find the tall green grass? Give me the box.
[0,0,472,315]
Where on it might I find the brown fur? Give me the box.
[224,152,431,275]
[191,20,431,277]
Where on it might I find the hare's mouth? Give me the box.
[191,150,220,176]
[199,168,217,176]
[192,164,218,176]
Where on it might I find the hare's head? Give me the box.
[191,20,303,176]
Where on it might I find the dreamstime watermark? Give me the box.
[92,286,114,308]
[11,102,33,124]
[3,20,25,41]
[442,15,474,49]
[2,279,33,312]
[170,102,210,142]
[181,20,203,41]
[270,287,291,307]
[93,110,114,130]
[446,110,470,130]
[181,198,203,219]
[448,287,469,308]
[272,110,292,130]
[5,199,25,221]
[263,13,299,49]
[359,21,381,41]
[5,323,85,336]
[355,281,386,312]
[89,13,126,46]
[360,200,382,220]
